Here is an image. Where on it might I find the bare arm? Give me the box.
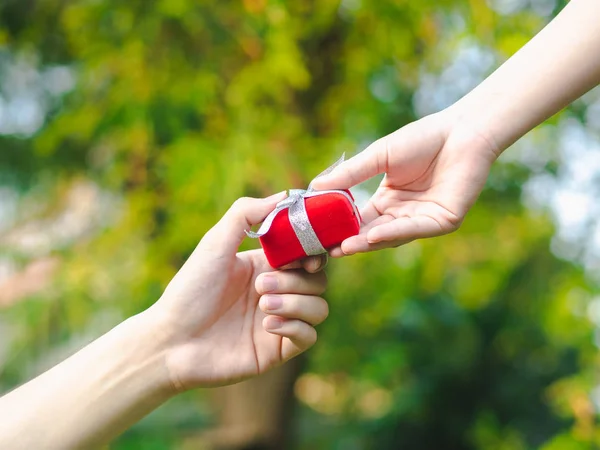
[0,195,329,449]
[0,314,173,449]
[314,0,600,253]
[455,0,600,153]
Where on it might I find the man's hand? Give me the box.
[151,193,329,390]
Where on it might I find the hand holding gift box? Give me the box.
[246,156,361,268]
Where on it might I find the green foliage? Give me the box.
[1,1,597,449]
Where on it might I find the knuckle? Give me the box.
[428,210,462,236]
[378,136,391,173]
[319,298,330,322]
[442,212,463,233]
[231,197,253,210]
[307,327,318,346]
[450,216,464,231]
[286,295,301,314]
[322,299,330,318]
[298,271,326,294]
[293,322,317,347]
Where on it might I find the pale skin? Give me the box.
[2,0,599,447]
[313,0,600,255]
[0,193,329,449]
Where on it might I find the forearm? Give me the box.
[453,0,600,153]
[0,312,175,449]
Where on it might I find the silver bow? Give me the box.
[246,155,360,257]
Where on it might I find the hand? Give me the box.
[149,193,329,391]
[311,108,499,255]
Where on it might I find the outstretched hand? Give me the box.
[312,110,499,255]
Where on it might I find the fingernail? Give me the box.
[265,316,283,330]
[261,295,282,310]
[340,244,353,256]
[312,259,321,272]
[262,275,279,293]
[312,254,328,271]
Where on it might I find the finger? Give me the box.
[341,235,413,254]
[260,294,329,326]
[326,215,394,258]
[311,137,389,190]
[367,215,450,243]
[302,254,328,273]
[262,317,318,361]
[313,116,444,191]
[360,214,396,233]
[279,254,328,273]
[201,192,287,255]
[335,215,394,254]
[328,246,345,258]
[359,199,383,225]
[255,269,327,296]
[341,211,450,254]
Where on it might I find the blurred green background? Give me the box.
[1,0,600,449]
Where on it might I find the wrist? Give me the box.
[0,310,178,449]
[128,309,181,396]
[140,302,204,393]
[442,100,504,161]
[451,92,503,149]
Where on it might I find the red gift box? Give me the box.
[259,190,361,268]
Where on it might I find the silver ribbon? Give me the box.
[246,155,360,256]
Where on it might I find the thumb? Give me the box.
[201,191,287,255]
[311,137,389,190]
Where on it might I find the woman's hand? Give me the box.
[313,0,600,257]
[312,110,498,255]
[150,193,329,390]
